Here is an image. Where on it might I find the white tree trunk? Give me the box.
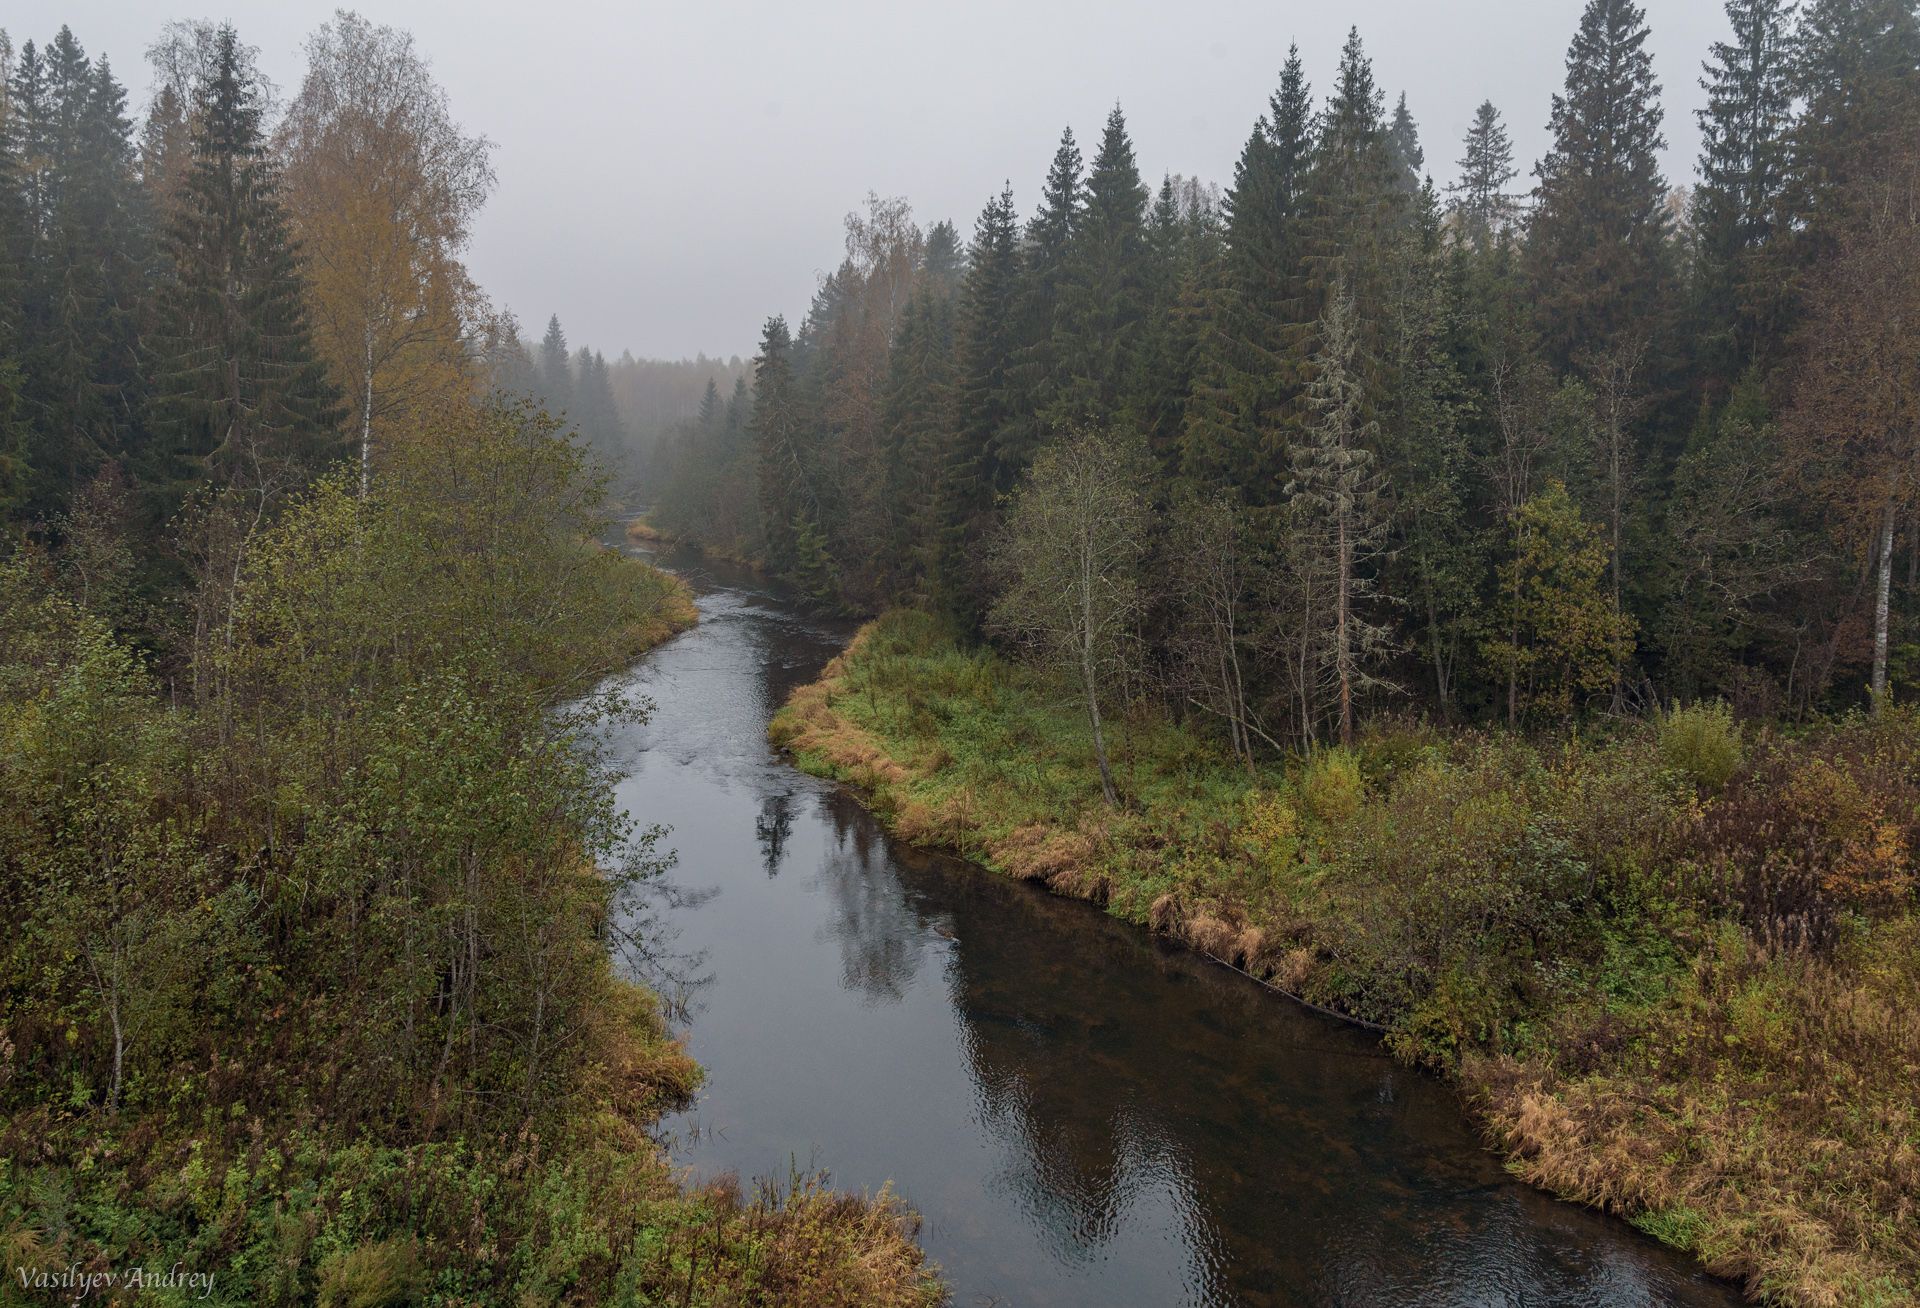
[1872,500,1895,715]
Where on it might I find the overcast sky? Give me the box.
[13,1,1726,361]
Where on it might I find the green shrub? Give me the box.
[1659,700,1741,790]
[1299,748,1365,824]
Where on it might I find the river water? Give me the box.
[609,542,1740,1308]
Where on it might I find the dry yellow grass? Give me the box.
[771,613,1920,1307]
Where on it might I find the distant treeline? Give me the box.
[481,311,749,493]
[658,0,1920,744]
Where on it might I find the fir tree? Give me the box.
[1526,0,1674,368]
[149,24,336,502]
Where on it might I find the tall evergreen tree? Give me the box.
[1525,0,1674,369]
[149,24,336,502]
[538,314,572,416]
[11,30,151,517]
[1181,48,1315,502]
[1387,91,1425,195]
[1449,100,1518,248]
[1782,0,1920,263]
[1052,105,1150,424]
[750,315,821,577]
[1693,0,1798,381]
[1000,127,1081,479]
[1286,280,1392,746]
[940,185,1023,626]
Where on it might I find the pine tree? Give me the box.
[1448,100,1517,248]
[1693,0,1798,381]
[1052,105,1150,424]
[149,24,337,503]
[1525,0,1674,369]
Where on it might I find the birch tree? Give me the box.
[989,426,1151,806]
[278,11,494,497]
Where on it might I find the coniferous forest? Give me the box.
[663,3,1918,735]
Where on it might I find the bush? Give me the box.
[1299,748,1364,824]
[1658,700,1741,790]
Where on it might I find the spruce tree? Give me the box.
[1000,127,1080,478]
[1052,105,1150,425]
[1449,100,1517,248]
[11,30,152,518]
[1693,0,1797,380]
[921,219,964,298]
[1525,0,1674,368]
[940,185,1022,626]
[1388,92,1425,195]
[538,314,572,416]
[750,314,814,572]
[150,24,335,502]
[1285,280,1391,746]
[1783,0,1920,261]
[1181,48,1315,503]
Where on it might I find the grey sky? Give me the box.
[15,1,1724,361]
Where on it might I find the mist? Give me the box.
[9,0,1719,359]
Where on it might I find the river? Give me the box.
[609,541,1741,1308]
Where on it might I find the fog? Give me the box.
[11,0,1721,359]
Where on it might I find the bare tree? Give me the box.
[989,427,1151,806]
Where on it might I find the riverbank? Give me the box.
[0,418,942,1308]
[626,515,761,571]
[770,610,1920,1308]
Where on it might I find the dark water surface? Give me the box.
[609,542,1740,1308]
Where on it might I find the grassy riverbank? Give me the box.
[771,610,1920,1308]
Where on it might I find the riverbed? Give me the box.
[609,541,1739,1308]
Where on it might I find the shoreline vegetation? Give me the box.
[1,411,942,1306]
[772,610,1919,1308]
[625,515,762,573]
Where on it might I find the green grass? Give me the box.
[772,609,1920,1307]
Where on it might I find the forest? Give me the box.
[656,0,1918,740]
[0,13,938,1307]
[650,0,1920,1302]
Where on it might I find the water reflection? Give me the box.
[615,542,1738,1308]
